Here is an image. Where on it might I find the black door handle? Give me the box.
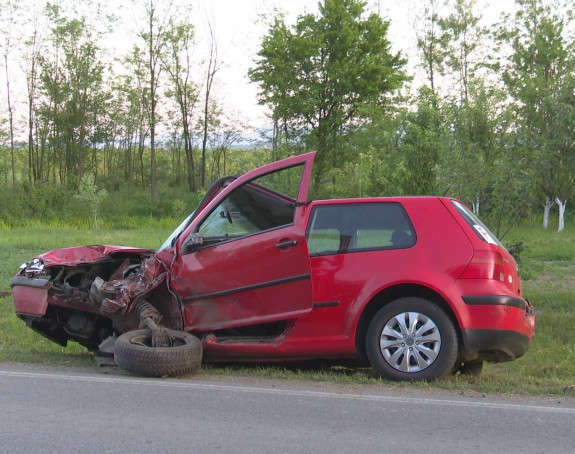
[276,240,298,249]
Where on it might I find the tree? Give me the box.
[249,0,409,192]
[399,86,444,196]
[432,0,502,216]
[162,18,200,191]
[199,17,221,189]
[120,45,152,190]
[0,0,18,189]
[20,1,44,184]
[414,0,449,96]
[76,174,108,231]
[438,82,506,215]
[498,0,575,232]
[134,0,175,200]
[37,3,107,185]
[437,0,487,101]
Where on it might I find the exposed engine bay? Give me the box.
[13,248,175,355]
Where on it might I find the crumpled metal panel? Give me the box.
[100,257,168,315]
[38,245,153,267]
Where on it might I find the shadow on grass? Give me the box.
[203,358,381,383]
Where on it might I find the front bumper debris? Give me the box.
[10,276,52,316]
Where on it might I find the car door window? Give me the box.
[196,163,304,242]
[307,203,416,256]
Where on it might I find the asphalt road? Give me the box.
[0,363,573,454]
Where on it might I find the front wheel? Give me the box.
[114,329,203,377]
[366,297,458,381]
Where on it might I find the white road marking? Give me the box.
[1,369,573,414]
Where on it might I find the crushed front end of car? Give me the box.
[12,244,203,376]
[10,245,172,357]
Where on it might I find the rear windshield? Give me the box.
[451,200,504,248]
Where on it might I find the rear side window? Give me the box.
[451,200,504,247]
[306,203,416,256]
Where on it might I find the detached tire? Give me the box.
[366,297,458,381]
[114,329,203,377]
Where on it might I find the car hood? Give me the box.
[37,245,154,267]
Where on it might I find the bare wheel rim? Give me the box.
[380,311,442,373]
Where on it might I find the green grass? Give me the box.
[1,220,574,397]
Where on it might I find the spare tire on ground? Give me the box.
[114,328,203,377]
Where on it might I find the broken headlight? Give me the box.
[20,258,45,277]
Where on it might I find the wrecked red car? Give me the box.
[11,152,535,380]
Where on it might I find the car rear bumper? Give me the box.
[460,328,532,363]
[455,293,535,363]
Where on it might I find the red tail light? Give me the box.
[460,250,505,281]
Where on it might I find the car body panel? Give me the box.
[173,224,313,331]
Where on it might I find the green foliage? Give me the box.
[38,4,108,186]
[0,182,74,226]
[75,175,108,231]
[249,0,409,189]
[398,87,443,195]
[499,0,575,206]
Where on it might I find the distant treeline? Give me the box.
[0,0,572,234]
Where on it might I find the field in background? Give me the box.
[1,220,574,396]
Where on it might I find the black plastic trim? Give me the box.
[10,275,52,289]
[312,301,340,309]
[183,273,311,302]
[462,295,526,310]
[460,328,531,362]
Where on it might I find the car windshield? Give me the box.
[158,212,195,252]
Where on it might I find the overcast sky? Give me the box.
[186,0,516,129]
[12,0,516,132]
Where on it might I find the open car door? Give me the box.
[171,152,315,332]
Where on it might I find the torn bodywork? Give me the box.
[11,245,177,353]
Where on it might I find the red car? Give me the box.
[11,152,535,381]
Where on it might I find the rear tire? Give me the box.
[114,329,203,377]
[366,297,458,381]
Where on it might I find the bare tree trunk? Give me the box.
[26,28,40,183]
[162,19,198,193]
[556,197,566,233]
[543,195,554,229]
[472,195,480,215]
[3,48,15,189]
[140,0,172,201]
[148,0,157,201]
[0,1,17,189]
[201,20,219,189]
